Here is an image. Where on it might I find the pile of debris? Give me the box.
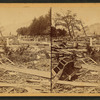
[0,42,51,93]
[52,37,100,93]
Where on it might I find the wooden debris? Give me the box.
[57,80,100,87]
[86,87,95,93]
[0,83,40,93]
[81,64,100,72]
[4,57,15,65]
[0,64,51,78]
[52,69,63,88]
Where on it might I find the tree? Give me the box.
[17,27,28,36]
[54,10,86,39]
[16,11,50,37]
[51,26,66,37]
[57,28,66,37]
[28,12,50,36]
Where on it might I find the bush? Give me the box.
[4,45,36,64]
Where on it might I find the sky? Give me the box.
[1,7,100,36]
[0,7,50,36]
[52,7,100,26]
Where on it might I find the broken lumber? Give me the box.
[81,64,100,72]
[0,64,51,78]
[52,69,63,88]
[0,83,41,93]
[57,80,100,87]
[85,87,95,93]
[87,57,97,65]
[67,49,87,52]
[26,79,50,85]
[4,57,15,65]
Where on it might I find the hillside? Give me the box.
[86,23,100,35]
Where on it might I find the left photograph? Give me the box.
[0,7,51,93]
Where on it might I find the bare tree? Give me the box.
[54,10,87,39]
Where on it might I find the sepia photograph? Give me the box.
[0,6,51,94]
[51,7,100,94]
[0,3,100,96]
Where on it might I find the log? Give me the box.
[57,80,100,87]
[0,64,51,78]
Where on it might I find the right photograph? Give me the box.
[51,7,100,93]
